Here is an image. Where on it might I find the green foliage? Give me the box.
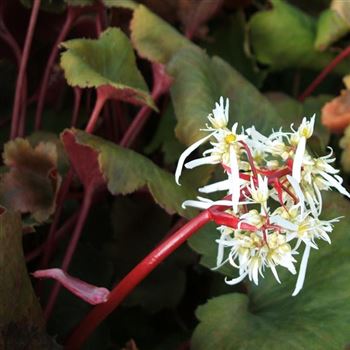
[103,0,137,9]
[130,4,194,64]
[167,47,281,146]
[60,28,155,109]
[62,129,198,217]
[0,210,58,349]
[249,0,350,74]
[191,193,350,350]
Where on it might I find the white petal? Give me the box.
[175,132,215,185]
[287,175,305,215]
[270,265,281,284]
[199,179,231,193]
[292,136,306,183]
[185,156,218,169]
[320,171,350,198]
[269,215,298,231]
[292,244,311,296]
[225,271,248,285]
[229,145,240,213]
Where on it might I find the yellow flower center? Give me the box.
[225,133,237,144]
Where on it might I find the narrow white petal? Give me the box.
[181,200,212,209]
[287,175,305,217]
[270,265,281,284]
[292,136,306,183]
[321,171,350,198]
[229,145,240,213]
[185,156,218,169]
[270,215,298,231]
[225,271,248,285]
[216,233,226,266]
[292,244,311,296]
[175,132,215,185]
[199,179,231,193]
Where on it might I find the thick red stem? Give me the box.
[64,210,211,349]
[44,186,94,320]
[299,46,350,102]
[85,91,108,133]
[10,0,41,139]
[35,8,77,130]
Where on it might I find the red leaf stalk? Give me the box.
[44,186,95,320]
[65,210,211,349]
[299,46,350,102]
[35,7,78,130]
[10,0,41,139]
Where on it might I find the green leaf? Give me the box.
[0,210,58,349]
[130,5,194,64]
[60,27,155,109]
[167,46,281,146]
[103,0,138,10]
[315,9,349,51]
[203,12,266,87]
[249,0,350,74]
[191,193,350,349]
[61,129,198,218]
[0,138,61,223]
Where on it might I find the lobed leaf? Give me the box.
[61,129,198,217]
[0,138,61,223]
[60,28,155,109]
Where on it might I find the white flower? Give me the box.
[176,97,345,296]
[292,115,315,182]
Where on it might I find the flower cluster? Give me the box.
[176,97,349,295]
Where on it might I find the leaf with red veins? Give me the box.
[61,129,105,190]
[0,138,61,223]
[32,268,110,305]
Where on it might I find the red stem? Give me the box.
[119,105,153,147]
[10,0,41,139]
[298,46,350,102]
[44,186,94,320]
[40,169,74,270]
[35,7,77,130]
[65,210,211,349]
[85,91,108,133]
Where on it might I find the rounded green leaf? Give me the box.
[167,47,282,146]
[191,193,350,349]
[60,27,155,109]
[249,0,350,74]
